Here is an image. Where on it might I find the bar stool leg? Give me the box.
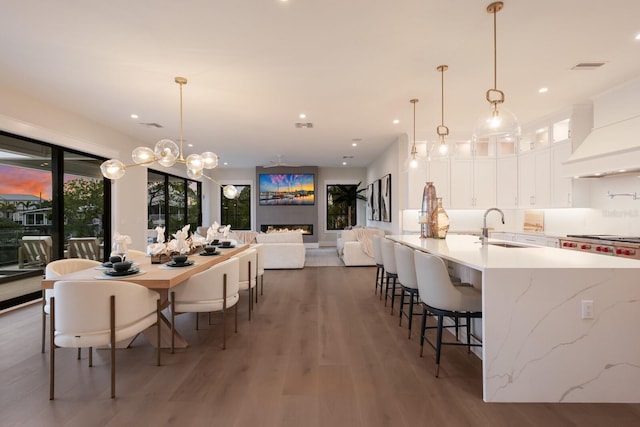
[419,305,427,357]
[399,286,406,326]
[435,314,444,378]
[407,289,415,339]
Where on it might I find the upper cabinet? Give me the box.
[404,111,587,210]
[450,140,496,208]
[518,147,551,207]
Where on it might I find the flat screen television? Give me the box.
[259,173,315,205]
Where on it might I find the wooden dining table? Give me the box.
[42,244,249,349]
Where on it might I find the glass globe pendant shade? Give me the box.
[131,146,156,165]
[186,168,203,180]
[186,154,204,172]
[223,184,239,199]
[154,139,180,167]
[472,105,520,142]
[100,159,126,179]
[201,151,219,169]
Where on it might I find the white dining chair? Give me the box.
[233,248,258,321]
[43,258,102,353]
[49,280,161,399]
[170,257,240,352]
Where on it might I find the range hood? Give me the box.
[563,114,640,178]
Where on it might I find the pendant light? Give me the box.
[407,98,420,169]
[100,77,238,199]
[436,65,449,154]
[473,1,520,142]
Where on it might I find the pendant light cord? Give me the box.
[493,6,498,91]
[178,80,185,161]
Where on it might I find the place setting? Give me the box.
[161,254,196,269]
[95,260,146,279]
[199,245,221,256]
[96,254,138,270]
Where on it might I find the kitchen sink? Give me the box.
[488,242,529,248]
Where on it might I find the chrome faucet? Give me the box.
[480,208,505,245]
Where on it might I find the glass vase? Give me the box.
[430,197,450,239]
[421,182,437,238]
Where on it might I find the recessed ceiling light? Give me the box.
[538,87,548,93]
[187,143,193,148]
[299,113,306,119]
[619,169,627,173]
[595,172,602,176]
[223,162,228,166]
[393,119,400,124]
[352,143,357,147]
[635,33,640,40]
[342,162,347,166]
[130,114,138,119]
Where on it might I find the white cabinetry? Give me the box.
[514,233,558,248]
[428,157,451,208]
[496,156,518,208]
[450,158,496,208]
[550,141,588,207]
[490,232,558,247]
[551,141,572,207]
[518,149,550,207]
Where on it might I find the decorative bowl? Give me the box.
[112,261,133,272]
[172,254,188,264]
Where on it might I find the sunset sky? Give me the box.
[0,165,52,200]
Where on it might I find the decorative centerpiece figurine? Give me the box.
[112,232,132,260]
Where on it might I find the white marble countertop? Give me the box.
[387,234,640,270]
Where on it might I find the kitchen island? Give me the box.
[388,234,640,403]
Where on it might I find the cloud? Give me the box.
[0,165,51,199]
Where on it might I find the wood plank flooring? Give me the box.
[1,266,640,426]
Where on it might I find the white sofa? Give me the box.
[255,231,306,269]
[337,228,385,266]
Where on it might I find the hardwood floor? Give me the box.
[1,266,639,426]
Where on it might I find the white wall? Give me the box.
[0,82,152,251]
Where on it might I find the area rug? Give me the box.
[304,247,344,267]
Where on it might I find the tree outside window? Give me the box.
[221,185,251,230]
[326,183,366,230]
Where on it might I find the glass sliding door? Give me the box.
[63,152,105,259]
[147,170,201,242]
[221,185,251,230]
[167,175,186,235]
[0,131,109,309]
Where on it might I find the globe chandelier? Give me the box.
[100,77,238,199]
[473,1,520,142]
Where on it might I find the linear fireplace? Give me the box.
[260,224,313,235]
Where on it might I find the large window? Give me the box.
[327,184,362,230]
[147,170,201,241]
[0,131,110,310]
[221,185,251,230]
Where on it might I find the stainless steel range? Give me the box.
[558,235,640,260]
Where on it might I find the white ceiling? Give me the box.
[1,0,639,169]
